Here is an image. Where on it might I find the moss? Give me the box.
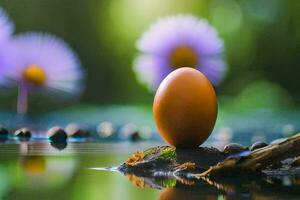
[160,147,176,161]
[142,146,177,161]
[144,147,158,157]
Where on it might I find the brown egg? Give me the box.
[153,67,217,148]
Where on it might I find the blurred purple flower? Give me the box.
[0,7,14,85]
[4,33,84,114]
[0,8,13,44]
[134,15,226,91]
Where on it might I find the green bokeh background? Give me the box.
[0,0,299,111]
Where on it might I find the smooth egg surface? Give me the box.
[153,67,217,148]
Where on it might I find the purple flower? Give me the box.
[0,8,13,44]
[0,7,14,85]
[3,33,84,114]
[134,15,226,91]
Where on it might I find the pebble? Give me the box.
[14,128,31,139]
[291,157,300,167]
[119,123,143,142]
[119,123,138,140]
[65,123,89,138]
[50,141,68,150]
[130,131,142,142]
[47,127,67,143]
[0,125,8,137]
[250,141,268,151]
[97,121,115,138]
[223,143,247,155]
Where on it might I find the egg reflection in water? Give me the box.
[159,188,218,200]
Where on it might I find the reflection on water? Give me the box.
[159,188,218,200]
[1,140,300,200]
[123,170,300,200]
[159,188,219,200]
[0,141,160,200]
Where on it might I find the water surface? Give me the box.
[1,140,300,200]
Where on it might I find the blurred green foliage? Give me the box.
[0,0,299,112]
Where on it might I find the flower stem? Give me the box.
[17,84,28,115]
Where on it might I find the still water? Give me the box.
[1,140,300,200]
[0,141,160,200]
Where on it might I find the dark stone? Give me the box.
[250,142,268,151]
[119,146,226,176]
[0,125,8,137]
[50,141,68,150]
[47,127,67,143]
[223,143,247,155]
[65,123,89,138]
[130,131,142,142]
[14,128,31,139]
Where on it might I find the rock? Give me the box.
[119,146,225,176]
[223,143,247,155]
[65,123,89,138]
[14,128,31,139]
[97,121,115,138]
[50,141,68,150]
[119,123,138,140]
[47,127,67,143]
[0,125,8,139]
[120,133,300,180]
[130,131,142,142]
[250,141,268,151]
[291,157,300,167]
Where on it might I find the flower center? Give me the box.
[22,65,46,86]
[169,46,198,68]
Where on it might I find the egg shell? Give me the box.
[153,67,217,148]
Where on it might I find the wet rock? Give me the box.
[291,157,300,167]
[50,141,68,150]
[0,126,8,142]
[97,121,115,138]
[65,123,89,138]
[119,146,225,176]
[47,127,67,143]
[119,123,138,140]
[0,125,8,137]
[223,143,247,155]
[130,131,142,142]
[250,141,268,151]
[14,128,31,139]
[119,124,143,142]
